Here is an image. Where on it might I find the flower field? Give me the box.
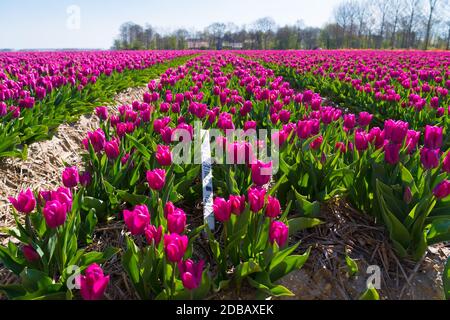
[0,50,449,300]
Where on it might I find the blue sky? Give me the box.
[0,0,342,49]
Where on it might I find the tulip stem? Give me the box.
[171,262,176,299]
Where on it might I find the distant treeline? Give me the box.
[112,0,450,50]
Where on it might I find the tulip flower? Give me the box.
[248,187,266,213]
[105,140,120,160]
[251,160,272,187]
[62,166,79,188]
[167,208,187,234]
[178,259,204,290]
[213,197,232,222]
[420,147,440,170]
[384,120,408,144]
[164,201,176,218]
[95,107,108,120]
[404,186,412,204]
[358,112,373,127]
[80,171,92,187]
[22,245,40,262]
[424,125,443,150]
[156,145,173,166]
[229,195,246,215]
[384,143,401,165]
[8,189,36,214]
[355,131,369,151]
[343,114,356,131]
[443,152,450,173]
[83,128,106,153]
[78,263,110,300]
[146,169,166,191]
[144,225,163,246]
[266,196,281,218]
[164,233,188,263]
[269,221,289,247]
[43,200,68,228]
[310,136,323,150]
[433,180,450,199]
[123,205,150,236]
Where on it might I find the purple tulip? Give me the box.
[62,166,79,188]
[156,145,172,166]
[78,263,110,300]
[123,205,150,236]
[251,160,272,187]
[167,208,187,234]
[269,221,289,247]
[213,197,232,222]
[43,200,68,228]
[266,196,281,218]
[164,233,188,263]
[104,140,120,160]
[420,147,440,170]
[178,259,204,290]
[433,180,450,199]
[424,125,443,150]
[8,189,36,214]
[146,169,166,191]
[22,245,40,262]
[248,187,266,213]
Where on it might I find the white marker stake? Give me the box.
[201,129,215,230]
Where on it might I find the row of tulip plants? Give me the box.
[0,51,195,158]
[1,51,449,300]
[242,50,450,137]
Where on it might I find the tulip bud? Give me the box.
[155,145,173,166]
[123,205,150,236]
[248,187,266,213]
[8,189,36,214]
[403,187,413,204]
[433,180,450,200]
[43,200,68,228]
[178,259,204,290]
[164,233,188,263]
[269,221,289,247]
[78,263,109,300]
[22,245,40,262]
[167,209,187,234]
[213,197,232,222]
[266,196,281,218]
[62,166,79,188]
[146,169,166,191]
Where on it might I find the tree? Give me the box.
[253,17,276,49]
[206,22,227,49]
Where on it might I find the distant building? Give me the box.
[222,42,243,49]
[186,39,210,49]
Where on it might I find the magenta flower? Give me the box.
[123,205,150,236]
[62,166,79,188]
[355,131,369,151]
[251,160,272,187]
[420,147,440,170]
[144,225,163,246]
[156,145,173,166]
[105,140,120,160]
[146,169,166,191]
[213,197,232,222]
[167,208,187,234]
[8,189,36,214]
[229,195,246,215]
[248,187,266,213]
[164,233,188,263]
[343,114,356,131]
[266,196,281,218]
[80,171,92,187]
[43,200,68,229]
[424,125,443,150]
[269,221,289,247]
[358,112,373,127]
[433,180,450,199]
[178,259,204,290]
[83,128,106,153]
[384,120,409,144]
[443,152,450,173]
[384,143,401,165]
[95,107,108,120]
[78,263,109,300]
[22,245,40,263]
